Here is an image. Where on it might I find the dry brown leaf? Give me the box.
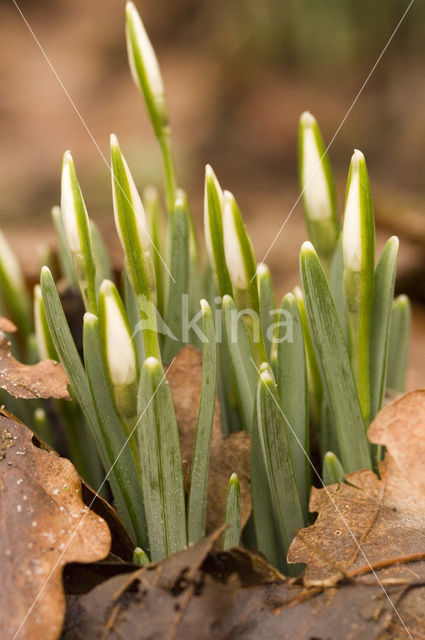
[61,540,395,640]
[167,346,251,535]
[0,331,71,400]
[0,413,111,640]
[287,390,425,638]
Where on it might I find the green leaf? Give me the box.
[322,451,345,485]
[256,363,304,555]
[222,294,258,432]
[162,192,190,362]
[386,295,411,393]
[342,150,375,423]
[137,357,186,560]
[251,407,280,567]
[300,242,371,472]
[329,236,349,344]
[51,205,78,286]
[40,267,140,537]
[223,473,241,551]
[83,313,146,546]
[91,220,113,285]
[187,300,217,545]
[257,262,277,359]
[293,286,323,429]
[370,237,399,419]
[276,293,309,520]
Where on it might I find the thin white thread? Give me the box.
[252,0,415,281]
[12,359,175,639]
[10,0,176,284]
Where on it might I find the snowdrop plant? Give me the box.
[0,2,412,570]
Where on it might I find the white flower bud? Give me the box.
[300,112,333,222]
[343,150,363,272]
[223,191,248,291]
[110,134,150,256]
[126,1,164,100]
[61,150,88,254]
[101,280,137,387]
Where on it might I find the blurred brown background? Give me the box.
[0,0,424,386]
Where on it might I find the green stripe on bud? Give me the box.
[61,151,97,313]
[298,112,339,260]
[110,134,156,302]
[342,149,375,422]
[204,164,233,297]
[98,279,137,421]
[126,1,168,138]
[223,190,259,312]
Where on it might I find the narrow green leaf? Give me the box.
[222,294,257,431]
[323,451,345,485]
[257,262,277,359]
[137,357,186,560]
[33,284,58,361]
[342,150,375,423]
[40,267,140,539]
[162,192,189,362]
[223,473,241,551]
[300,242,371,472]
[386,295,411,393]
[91,220,113,285]
[293,286,323,429]
[51,205,78,286]
[370,237,399,419]
[83,313,147,546]
[188,300,217,544]
[251,407,280,567]
[329,237,349,344]
[256,363,304,554]
[276,293,309,520]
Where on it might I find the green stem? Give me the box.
[159,134,177,216]
[137,293,161,360]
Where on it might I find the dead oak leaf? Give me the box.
[62,541,394,640]
[0,413,111,640]
[0,331,71,400]
[287,390,425,638]
[166,346,251,536]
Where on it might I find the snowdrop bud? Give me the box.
[110,135,156,299]
[223,192,249,292]
[299,112,339,258]
[342,149,375,273]
[61,151,88,254]
[126,1,168,137]
[342,150,365,272]
[100,280,137,387]
[60,151,97,312]
[204,164,223,266]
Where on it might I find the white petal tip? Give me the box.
[300,111,316,127]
